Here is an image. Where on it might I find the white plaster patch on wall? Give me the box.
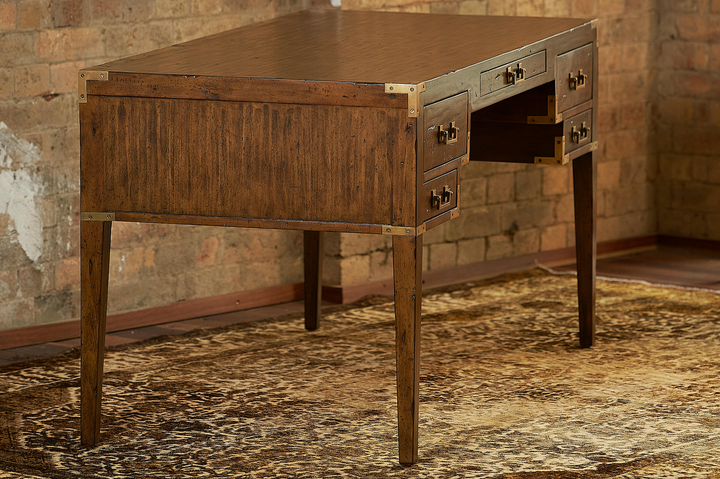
[0,122,44,262]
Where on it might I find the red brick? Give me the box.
[55,257,80,291]
[712,0,720,13]
[625,0,653,12]
[91,0,122,22]
[598,104,620,132]
[599,45,622,74]
[710,44,720,71]
[571,0,597,17]
[487,173,514,204]
[192,0,223,14]
[542,166,569,196]
[658,98,693,124]
[660,41,709,70]
[599,0,624,14]
[0,1,15,29]
[545,0,571,16]
[37,28,104,62]
[676,14,720,42]
[622,43,650,71]
[621,102,648,128]
[14,64,50,98]
[429,242,457,270]
[673,127,720,155]
[156,0,192,18]
[17,0,52,30]
[517,0,544,16]
[50,60,85,94]
[0,68,12,100]
[541,224,567,251]
[0,32,36,66]
[50,0,83,28]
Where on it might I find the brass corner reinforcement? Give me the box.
[78,70,109,104]
[527,96,562,125]
[381,224,427,236]
[81,212,115,221]
[384,82,426,118]
[535,136,570,166]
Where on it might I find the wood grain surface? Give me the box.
[101,97,416,226]
[90,10,588,85]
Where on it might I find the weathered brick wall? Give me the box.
[656,0,720,239]
[0,0,663,332]
[330,0,659,284]
[0,0,310,330]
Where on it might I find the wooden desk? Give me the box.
[79,10,598,465]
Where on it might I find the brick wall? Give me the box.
[330,0,659,284]
[0,0,310,330]
[656,0,720,239]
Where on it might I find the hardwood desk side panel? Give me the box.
[100,97,416,226]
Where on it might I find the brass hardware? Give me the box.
[384,82,426,118]
[438,121,460,145]
[81,212,116,221]
[78,70,109,104]
[450,208,459,220]
[506,62,526,85]
[571,122,591,144]
[461,155,469,166]
[431,185,454,210]
[568,69,588,90]
[381,224,426,236]
[535,136,569,166]
[528,95,563,125]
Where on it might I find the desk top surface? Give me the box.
[94,10,590,85]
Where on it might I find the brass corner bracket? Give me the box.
[527,95,562,125]
[535,136,570,166]
[381,224,427,236]
[78,70,109,104]
[81,212,115,221]
[384,82,426,118]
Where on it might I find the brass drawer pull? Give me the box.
[506,62,526,85]
[571,122,590,143]
[438,121,460,145]
[569,69,588,90]
[431,185,454,209]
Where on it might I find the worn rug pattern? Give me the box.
[1,270,720,478]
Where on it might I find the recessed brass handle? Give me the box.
[438,121,460,145]
[431,185,454,209]
[569,69,588,90]
[571,122,590,144]
[506,62,526,85]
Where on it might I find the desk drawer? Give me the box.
[564,109,592,153]
[423,92,468,172]
[557,44,593,112]
[421,170,458,222]
[480,50,547,96]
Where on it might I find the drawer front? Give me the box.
[480,51,547,96]
[423,92,468,172]
[564,109,592,153]
[557,43,593,112]
[421,170,458,222]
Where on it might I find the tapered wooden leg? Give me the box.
[573,151,597,348]
[303,231,323,331]
[81,220,112,445]
[392,234,423,465]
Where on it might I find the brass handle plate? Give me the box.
[431,185,454,210]
[571,122,591,144]
[438,121,460,145]
[506,62,526,85]
[569,69,588,90]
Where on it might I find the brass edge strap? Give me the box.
[527,96,562,124]
[535,136,569,166]
[81,212,115,221]
[381,224,426,236]
[78,71,109,104]
[384,82,426,118]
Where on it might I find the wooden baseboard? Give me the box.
[0,283,305,351]
[3,233,715,350]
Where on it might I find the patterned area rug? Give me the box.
[1,270,720,478]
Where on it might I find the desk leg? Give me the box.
[303,231,323,331]
[572,151,597,348]
[392,235,422,465]
[80,220,112,445]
